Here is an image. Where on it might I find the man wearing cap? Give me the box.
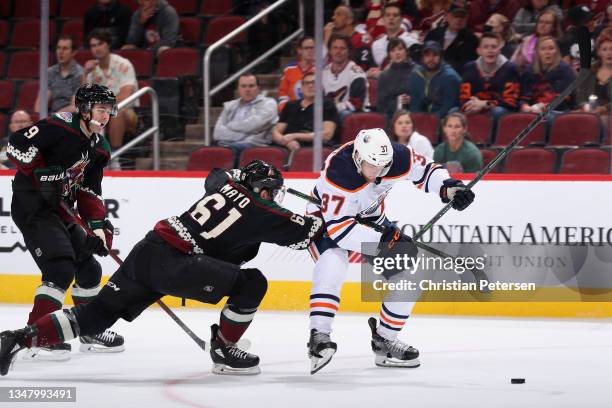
[424,1,478,74]
[408,41,461,118]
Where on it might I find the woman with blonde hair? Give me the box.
[388,110,434,159]
[485,13,520,58]
[434,112,483,173]
[511,9,562,72]
[519,36,576,113]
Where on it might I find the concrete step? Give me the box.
[160,140,206,156]
[135,156,190,171]
[197,106,224,125]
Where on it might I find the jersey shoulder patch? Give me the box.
[53,112,73,123]
[324,144,368,192]
[384,142,412,178]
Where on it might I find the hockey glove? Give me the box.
[440,179,475,211]
[33,166,65,210]
[86,219,114,257]
[376,226,418,280]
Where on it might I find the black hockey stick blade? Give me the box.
[575,25,592,70]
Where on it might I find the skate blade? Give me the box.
[375,355,420,368]
[79,343,125,354]
[212,363,261,375]
[21,348,71,362]
[310,348,336,375]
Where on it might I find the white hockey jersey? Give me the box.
[307,141,450,253]
[322,61,369,112]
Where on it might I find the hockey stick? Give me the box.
[412,26,593,242]
[283,186,491,292]
[59,202,208,351]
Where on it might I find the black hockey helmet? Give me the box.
[240,160,284,202]
[75,83,118,118]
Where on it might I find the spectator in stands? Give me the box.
[122,0,179,56]
[83,29,139,152]
[424,1,478,74]
[214,73,278,158]
[511,10,562,72]
[467,0,522,34]
[460,32,520,120]
[512,0,562,38]
[408,41,461,118]
[84,0,133,49]
[1,111,33,169]
[377,38,415,120]
[389,110,434,159]
[272,72,338,153]
[366,1,417,43]
[519,36,576,114]
[576,28,612,127]
[434,112,483,172]
[560,6,600,71]
[484,13,520,59]
[34,34,83,114]
[278,36,315,112]
[324,5,375,72]
[371,3,419,70]
[417,0,453,32]
[9,111,33,134]
[322,33,369,121]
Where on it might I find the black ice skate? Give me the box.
[368,317,420,368]
[22,342,72,361]
[1,328,34,376]
[79,329,125,353]
[209,324,260,375]
[308,329,337,374]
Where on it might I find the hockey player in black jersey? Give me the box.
[0,160,324,376]
[6,83,125,360]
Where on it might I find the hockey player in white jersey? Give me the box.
[306,128,475,373]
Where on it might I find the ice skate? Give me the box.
[1,328,33,375]
[368,317,420,368]
[79,329,125,353]
[308,329,337,374]
[22,342,72,361]
[209,324,260,375]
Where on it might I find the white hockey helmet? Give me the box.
[352,128,393,177]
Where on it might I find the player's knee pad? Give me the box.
[74,256,102,289]
[228,268,268,309]
[40,257,76,291]
[72,301,119,337]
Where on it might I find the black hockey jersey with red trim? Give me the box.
[154,169,323,263]
[8,112,110,224]
[460,60,520,110]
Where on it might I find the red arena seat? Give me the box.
[503,148,556,173]
[187,147,235,171]
[559,149,610,174]
[549,113,601,146]
[238,147,287,169]
[340,112,386,145]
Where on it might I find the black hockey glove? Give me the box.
[376,226,418,280]
[33,166,65,210]
[440,178,475,211]
[85,219,114,257]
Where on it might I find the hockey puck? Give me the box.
[511,378,525,384]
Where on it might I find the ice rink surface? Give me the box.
[1,305,610,408]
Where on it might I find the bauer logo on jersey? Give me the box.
[203,285,214,292]
[55,112,73,123]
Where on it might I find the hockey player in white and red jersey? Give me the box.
[306,128,475,374]
[323,33,369,121]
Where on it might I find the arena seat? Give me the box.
[187,147,235,171]
[11,20,56,49]
[204,16,247,46]
[340,112,386,145]
[238,147,287,169]
[465,113,493,145]
[288,148,333,172]
[155,48,199,77]
[479,148,501,173]
[8,51,53,79]
[15,81,40,111]
[116,49,154,78]
[503,148,556,173]
[410,112,439,145]
[549,113,601,146]
[0,52,7,77]
[0,113,7,139]
[0,20,9,47]
[14,0,58,18]
[0,80,15,110]
[60,19,84,48]
[201,0,233,16]
[172,0,199,15]
[180,17,202,46]
[59,0,96,18]
[559,148,611,174]
[495,113,546,147]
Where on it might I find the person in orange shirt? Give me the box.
[277,36,315,112]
